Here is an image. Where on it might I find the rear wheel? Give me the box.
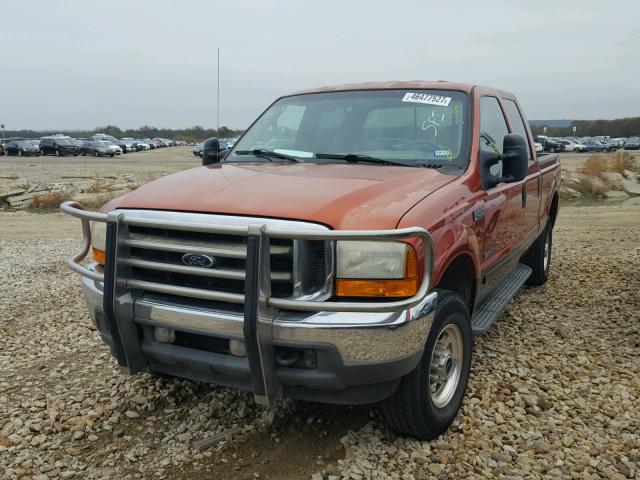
[522,222,552,286]
[94,151,99,157]
[383,291,472,439]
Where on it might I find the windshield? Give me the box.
[55,138,72,145]
[228,89,469,167]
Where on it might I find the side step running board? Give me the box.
[471,263,532,335]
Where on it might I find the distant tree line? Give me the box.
[529,116,640,138]
[1,125,244,143]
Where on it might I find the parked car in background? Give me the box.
[604,139,620,151]
[534,142,543,154]
[534,136,565,153]
[133,139,152,150]
[88,134,130,153]
[141,138,157,149]
[558,140,587,152]
[584,140,608,152]
[623,136,640,150]
[40,136,80,156]
[219,137,238,150]
[4,139,41,156]
[82,140,121,157]
[119,138,137,153]
[192,143,204,157]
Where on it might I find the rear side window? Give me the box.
[479,97,509,154]
[503,99,532,159]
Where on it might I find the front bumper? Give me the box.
[83,276,436,404]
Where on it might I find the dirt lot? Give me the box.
[0,151,639,479]
[0,147,199,186]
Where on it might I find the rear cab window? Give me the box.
[502,98,532,160]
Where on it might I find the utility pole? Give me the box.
[1,124,4,143]
[217,48,220,135]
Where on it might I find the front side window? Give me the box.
[229,89,470,168]
[479,96,509,178]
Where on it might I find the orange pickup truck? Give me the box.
[62,81,560,439]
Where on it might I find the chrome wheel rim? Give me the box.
[543,230,551,273]
[429,323,463,408]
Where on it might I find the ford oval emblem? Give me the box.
[181,253,215,268]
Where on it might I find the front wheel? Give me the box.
[523,222,552,286]
[383,291,472,440]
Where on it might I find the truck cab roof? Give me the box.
[290,80,514,98]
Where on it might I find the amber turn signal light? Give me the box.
[335,245,418,297]
[92,247,106,265]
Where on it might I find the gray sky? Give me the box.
[2,0,638,130]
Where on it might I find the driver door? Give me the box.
[479,96,526,291]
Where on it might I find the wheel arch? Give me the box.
[432,252,477,316]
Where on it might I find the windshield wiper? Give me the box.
[233,149,304,163]
[314,153,412,167]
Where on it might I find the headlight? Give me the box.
[90,222,107,265]
[337,241,408,278]
[335,241,419,297]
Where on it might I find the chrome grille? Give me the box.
[114,211,331,308]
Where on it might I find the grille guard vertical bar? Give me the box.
[102,214,128,367]
[254,227,282,404]
[243,226,268,402]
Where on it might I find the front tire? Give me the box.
[383,291,472,440]
[523,222,552,286]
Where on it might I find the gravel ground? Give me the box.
[0,147,199,187]
[1,204,639,480]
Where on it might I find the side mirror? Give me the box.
[501,134,528,183]
[479,133,528,189]
[202,137,221,165]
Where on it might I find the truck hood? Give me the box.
[105,162,454,229]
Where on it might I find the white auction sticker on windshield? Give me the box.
[402,92,451,107]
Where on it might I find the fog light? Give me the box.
[229,339,247,357]
[154,327,175,344]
